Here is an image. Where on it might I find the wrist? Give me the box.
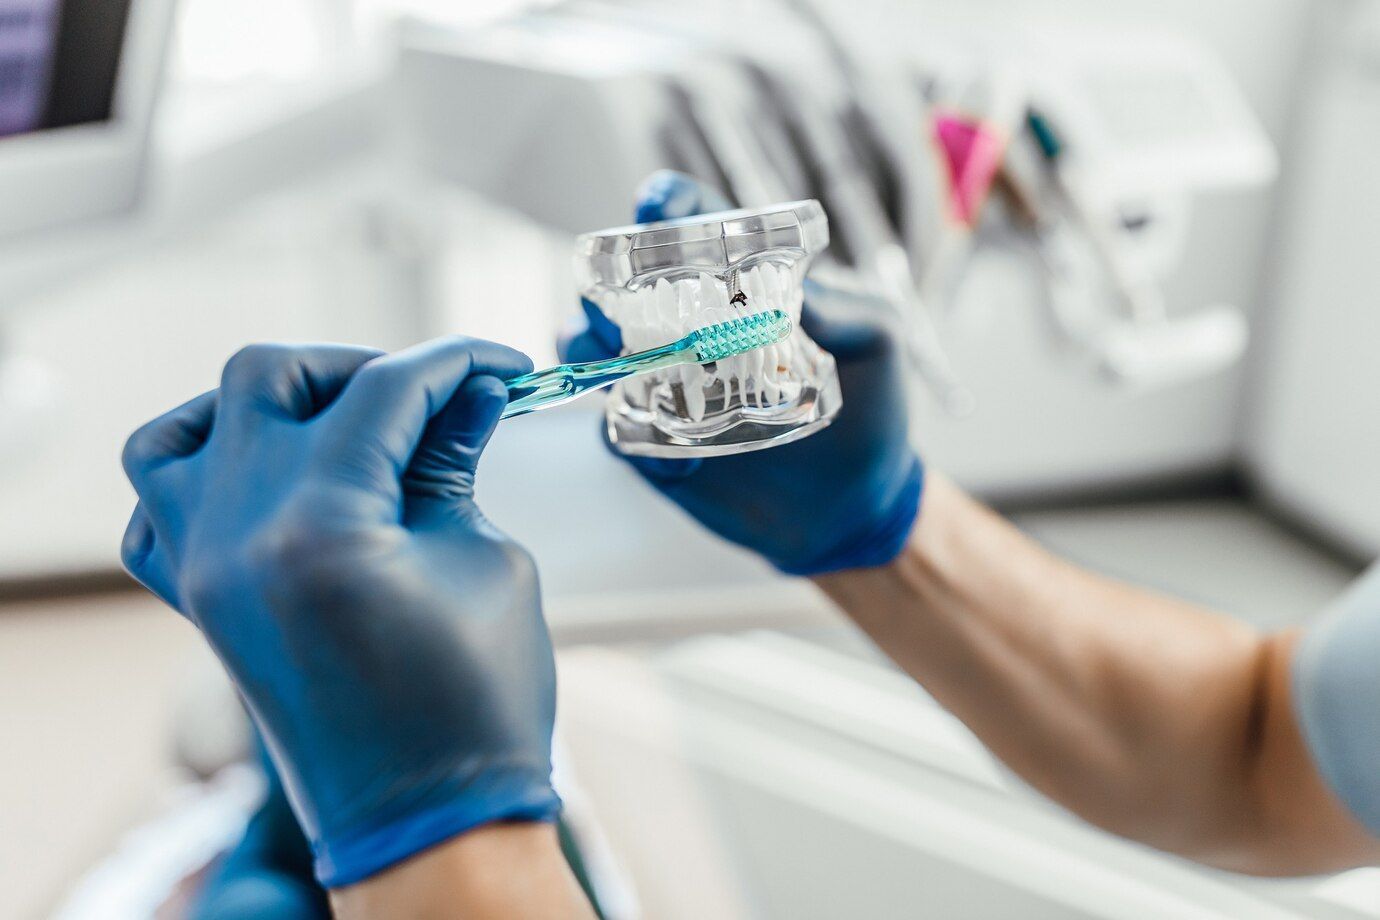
[331,822,593,920]
[811,470,960,596]
[310,761,561,889]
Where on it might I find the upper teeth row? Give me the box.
[595,262,805,353]
[592,262,811,422]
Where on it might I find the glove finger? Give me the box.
[559,324,618,365]
[635,170,733,222]
[121,505,183,612]
[625,453,703,482]
[578,296,623,356]
[192,871,328,920]
[799,279,899,364]
[404,375,510,505]
[316,337,532,494]
[122,390,218,490]
[122,391,221,545]
[217,343,383,426]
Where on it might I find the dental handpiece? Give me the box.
[501,309,792,420]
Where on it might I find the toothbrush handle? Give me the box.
[502,342,689,419]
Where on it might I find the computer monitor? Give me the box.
[0,0,174,444]
[0,0,175,243]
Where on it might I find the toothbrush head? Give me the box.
[688,309,793,364]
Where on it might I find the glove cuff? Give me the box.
[312,769,562,888]
[774,455,924,578]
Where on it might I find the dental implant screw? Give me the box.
[729,267,747,307]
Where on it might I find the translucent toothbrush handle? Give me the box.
[502,345,686,420]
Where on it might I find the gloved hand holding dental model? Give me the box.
[561,170,925,576]
[121,339,596,917]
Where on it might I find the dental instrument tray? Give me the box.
[575,200,842,458]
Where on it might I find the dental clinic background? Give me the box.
[2,0,1379,917]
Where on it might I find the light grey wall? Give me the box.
[1245,0,1380,558]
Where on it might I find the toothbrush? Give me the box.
[502,309,792,420]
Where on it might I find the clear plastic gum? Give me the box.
[575,200,843,458]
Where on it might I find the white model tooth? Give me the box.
[677,279,698,339]
[655,278,676,344]
[757,263,778,314]
[635,288,656,352]
[760,339,779,401]
[697,272,717,309]
[745,266,767,314]
[772,264,793,322]
[771,263,797,321]
[781,263,800,321]
[746,337,765,406]
[598,291,622,348]
[608,290,632,351]
[682,365,707,421]
[710,271,730,315]
[616,288,634,351]
[633,289,654,352]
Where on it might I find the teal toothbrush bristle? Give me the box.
[690,309,792,363]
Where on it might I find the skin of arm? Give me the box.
[330,823,597,920]
[815,472,1380,876]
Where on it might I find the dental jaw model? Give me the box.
[577,200,842,458]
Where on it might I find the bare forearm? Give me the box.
[816,473,1377,873]
[330,823,597,920]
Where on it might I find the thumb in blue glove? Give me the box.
[122,337,561,888]
[560,171,924,576]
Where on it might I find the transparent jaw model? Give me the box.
[576,200,842,458]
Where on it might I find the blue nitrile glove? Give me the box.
[193,744,329,920]
[120,338,561,888]
[560,171,924,576]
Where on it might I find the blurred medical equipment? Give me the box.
[575,200,841,456]
[1020,109,1251,389]
[0,0,174,447]
[997,21,1277,391]
[393,2,1275,418]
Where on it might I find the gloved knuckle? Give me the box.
[179,555,240,615]
[348,356,402,393]
[119,519,151,573]
[221,343,291,389]
[246,507,325,582]
[870,318,901,358]
[501,539,539,584]
[121,424,159,479]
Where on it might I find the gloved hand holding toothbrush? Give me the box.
[122,338,594,916]
[561,171,925,576]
